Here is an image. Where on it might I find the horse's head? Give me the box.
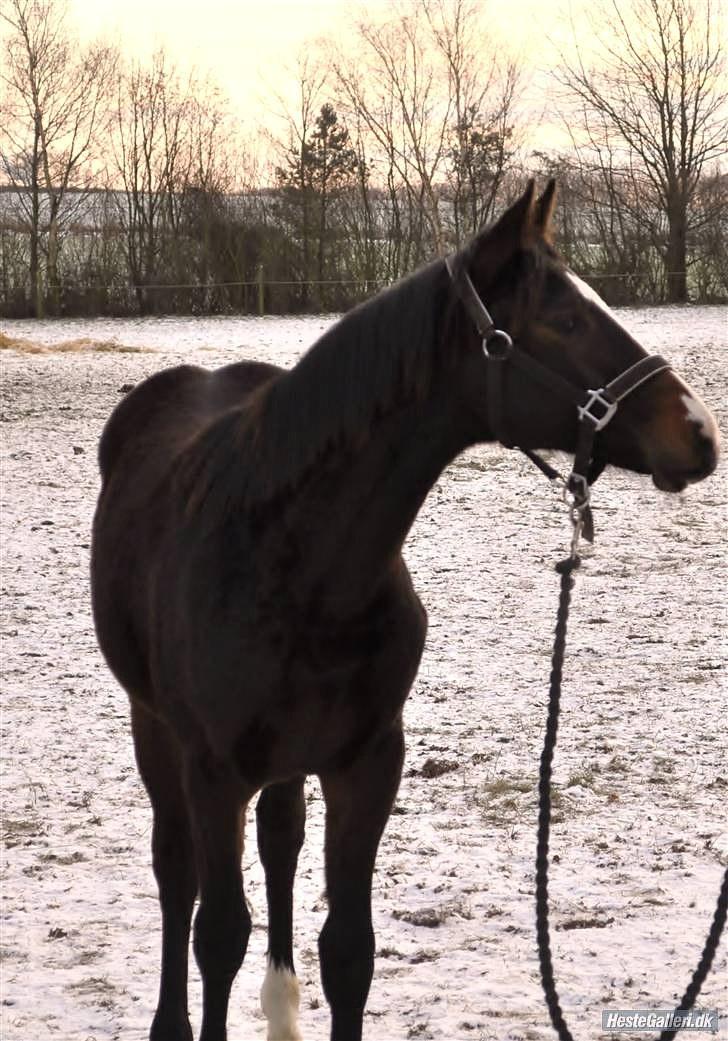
[451,180,719,492]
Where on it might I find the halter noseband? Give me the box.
[445,254,671,539]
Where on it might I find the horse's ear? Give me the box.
[534,179,557,240]
[469,180,537,286]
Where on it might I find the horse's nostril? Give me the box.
[694,428,719,478]
[652,428,720,491]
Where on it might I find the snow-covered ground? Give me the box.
[1,307,726,1041]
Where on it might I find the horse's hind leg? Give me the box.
[318,723,405,1041]
[131,701,197,1041]
[185,756,252,1041]
[256,777,306,1041]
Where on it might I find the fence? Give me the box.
[1,269,725,320]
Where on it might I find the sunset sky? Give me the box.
[69,0,554,76]
[6,0,721,167]
[61,0,574,147]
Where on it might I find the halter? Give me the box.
[446,254,671,545]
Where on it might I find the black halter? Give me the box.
[446,254,671,539]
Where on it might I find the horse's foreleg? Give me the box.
[185,757,252,1041]
[131,701,197,1041]
[256,776,306,1041]
[318,722,405,1041]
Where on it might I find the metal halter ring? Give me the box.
[482,329,513,359]
[578,388,618,431]
[565,472,590,509]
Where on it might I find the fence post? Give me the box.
[257,264,265,316]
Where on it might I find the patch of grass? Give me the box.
[451,456,506,473]
[557,914,614,931]
[652,755,677,774]
[476,774,542,829]
[0,332,152,354]
[606,754,630,773]
[392,898,472,928]
[39,851,86,865]
[418,757,459,779]
[392,907,444,928]
[2,812,46,846]
[565,765,600,789]
[406,1022,432,1039]
[481,776,532,798]
[67,975,116,996]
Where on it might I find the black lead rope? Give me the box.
[537,547,728,1041]
[536,554,580,1041]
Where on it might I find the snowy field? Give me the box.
[1,308,726,1041]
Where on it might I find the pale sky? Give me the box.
[70,0,553,76]
[6,0,725,164]
[65,0,567,144]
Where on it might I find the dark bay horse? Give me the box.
[90,181,719,1041]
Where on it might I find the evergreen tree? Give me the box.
[449,105,513,243]
[276,103,359,309]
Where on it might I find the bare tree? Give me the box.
[332,0,520,268]
[0,0,116,315]
[112,51,244,313]
[177,82,241,306]
[558,0,727,302]
[690,166,728,298]
[268,55,328,307]
[337,106,381,287]
[112,50,192,312]
[334,6,450,259]
[423,0,520,243]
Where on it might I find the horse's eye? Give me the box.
[557,316,578,335]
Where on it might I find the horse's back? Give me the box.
[98,360,281,482]
[92,358,282,701]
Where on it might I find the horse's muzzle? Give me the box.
[651,415,720,492]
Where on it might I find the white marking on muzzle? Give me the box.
[681,391,720,444]
[261,961,302,1041]
[568,270,720,453]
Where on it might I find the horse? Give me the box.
[90,180,719,1041]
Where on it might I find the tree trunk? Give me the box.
[30,118,44,318]
[317,178,328,312]
[29,193,42,318]
[301,196,311,312]
[666,198,688,303]
[47,198,61,316]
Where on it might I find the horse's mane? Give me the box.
[177,233,555,524]
[179,258,456,520]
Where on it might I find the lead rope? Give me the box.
[536,504,728,1041]
[536,551,579,1041]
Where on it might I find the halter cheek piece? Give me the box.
[445,254,671,542]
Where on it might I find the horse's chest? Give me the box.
[231,590,427,783]
[290,584,426,687]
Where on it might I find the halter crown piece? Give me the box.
[445,254,671,548]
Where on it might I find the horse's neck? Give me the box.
[291,379,470,611]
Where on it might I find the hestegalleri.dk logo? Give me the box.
[601,1009,720,1033]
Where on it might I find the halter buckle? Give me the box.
[482,329,513,360]
[578,388,617,431]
